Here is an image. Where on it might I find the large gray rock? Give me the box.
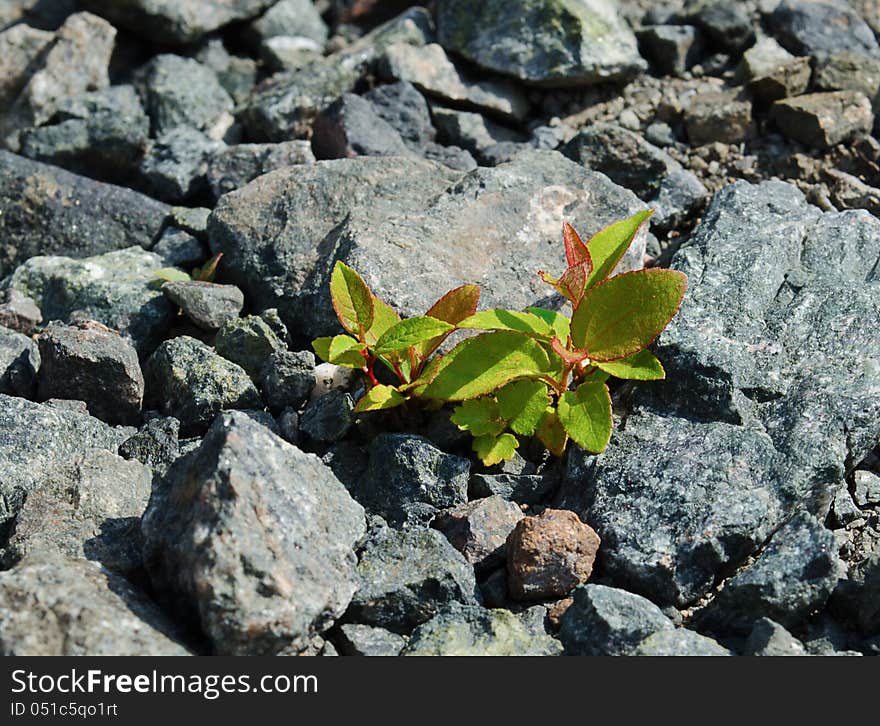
[142,412,365,655]
[80,0,276,44]
[209,151,649,341]
[0,325,38,398]
[632,628,732,656]
[560,180,880,608]
[0,554,190,655]
[0,151,169,278]
[402,603,562,655]
[5,246,175,355]
[143,336,262,436]
[347,526,480,633]
[435,0,646,86]
[0,394,130,539]
[768,0,879,61]
[207,141,314,200]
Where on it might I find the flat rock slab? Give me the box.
[560,180,880,608]
[0,151,169,278]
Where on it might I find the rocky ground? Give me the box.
[0,0,878,657]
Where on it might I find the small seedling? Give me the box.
[313,211,687,465]
[154,252,224,285]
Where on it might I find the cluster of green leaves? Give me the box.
[154,252,224,285]
[312,211,687,465]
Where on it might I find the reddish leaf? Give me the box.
[563,222,591,268]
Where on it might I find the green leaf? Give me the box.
[373,316,454,354]
[472,433,519,466]
[421,331,552,401]
[354,384,406,412]
[312,334,366,368]
[496,379,549,436]
[528,307,571,341]
[457,309,553,337]
[330,261,374,338]
[585,210,653,289]
[557,381,612,454]
[536,407,567,457]
[570,269,687,362]
[450,398,506,437]
[364,295,401,346]
[154,267,191,283]
[596,349,665,380]
[417,284,481,357]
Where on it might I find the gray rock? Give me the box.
[142,411,365,655]
[336,623,407,656]
[833,553,880,636]
[433,496,524,572]
[402,603,562,655]
[0,23,55,109]
[435,0,646,87]
[351,433,470,526]
[0,325,39,398]
[258,307,290,346]
[347,526,479,633]
[162,280,244,331]
[637,25,702,77]
[276,407,300,444]
[0,289,42,335]
[743,617,808,655]
[561,180,880,608]
[312,93,412,160]
[36,320,144,425]
[118,416,180,476]
[196,37,259,104]
[690,1,754,53]
[768,0,879,61]
[685,88,752,144]
[1,449,151,574]
[259,350,315,411]
[432,107,526,160]
[696,513,844,633]
[854,471,880,507]
[299,389,354,443]
[140,127,225,203]
[5,246,175,355]
[380,42,528,122]
[151,227,207,268]
[0,394,130,536]
[421,141,478,171]
[0,151,169,278]
[0,554,190,655]
[363,81,436,146]
[214,314,285,378]
[207,141,314,200]
[632,628,732,656]
[813,52,880,108]
[80,0,276,44]
[470,472,557,505]
[740,37,811,103]
[772,91,874,148]
[249,0,327,47]
[164,207,211,240]
[18,85,150,185]
[143,336,263,435]
[830,484,864,528]
[558,584,674,656]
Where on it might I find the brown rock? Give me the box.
[772,91,874,149]
[506,508,600,601]
[433,495,524,572]
[546,597,574,631]
[685,88,752,145]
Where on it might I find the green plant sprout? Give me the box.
[313,211,687,465]
[154,252,225,285]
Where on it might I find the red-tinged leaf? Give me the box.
[563,222,592,268]
[539,258,592,305]
[425,284,480,324]
[570,269,687,362]
[585,209,653,289]
[194,252,223,282]
[457,309,553,337]
[527,307,571,340]
[373,316,454,354]
[364,294,401,346]
[550,336,587,365]
[330,261,374,339]
[557,381,612,454]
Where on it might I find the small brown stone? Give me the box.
[546,597,574,631]
[506,508,600,601]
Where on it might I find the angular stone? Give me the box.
[162,280,244,331]
[248,0,328,47]
[632,628,732,656]
[470,472,558,505]
[214,314,285,378]
[432,107,525,160]
[0,23,54,108]
[685,88,752,144]
[691,1,754,53]
[772,91,874,148]
[347,526,479,633]
[259,350,315,411]
[143,336,262,435]
[740,37,811,103]
[558,584,674,656]
[768,0,879,61]
[0,325,38,398]
[812,52,880,107]
[637,25,702,77]
[196,37,258,104]
[0,555,190,655]
[854,471,880,507]
[402,603,562,655]
[312,93,412,160]
[507,509,600,601]
[0,290,42,335]
[119,416,180,477]
[0,151,169,278]
[743,617,808,656]
[336,623,407,656]
[299,389,354,443]
[380,42,528,121]
[364,81,436,145]
[140,127,224,203]
[142,412,365,655]
[36,320,144,425]
[433,496,524,572]
[207,141,314,200]
[152,227,207,268]
[435,0,646,86]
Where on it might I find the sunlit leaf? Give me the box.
[473,432,519,466]
[373,316,454,354]
[457,309,553,337]
[557,381,612,454]
[563,222,591,268]
[528,306,571,341]
[330,261,374,338]
[585,210,653,289]
[551,336,587,365]
[354,384,406,412]
[312,334,366,368]
[570,269,687,361]
[496,379,549,436]
[364,294,401,346]
[417,284,481,357]
[536,407,567,457]
[154,267,191,284]
[450,397,506,437]
[596,349,665,380]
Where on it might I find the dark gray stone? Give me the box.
[435,0,646,86]
[140,127,224,203]
[0,151,169,278]
[196,37,259,105]
[248,0,328,47]
[743,617,808,655]
[637,25,702,76]
[299,389,354,443]
[143,336,263,436]
[0,554,190,655]
[142,412,365,655]
[36,320,144,426]
[151,227,207,268]
[432,107,526,160]
[207,141,314,200]
[854,471,880,507]
[214,314,285,378]
[312,93,412,160]
[558,584,674,656]
[362,81,436,146]
[0,325,39,398]
[119,416,180,476]
[691,1,754,53]
[768,0,879,61]
[259,350,315,411]
[632,628,732,656]
[433,496,524,572]
[162,281,244,331]
[470,473,557,505]
[347,526,479,633]
[336,623,407,656]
